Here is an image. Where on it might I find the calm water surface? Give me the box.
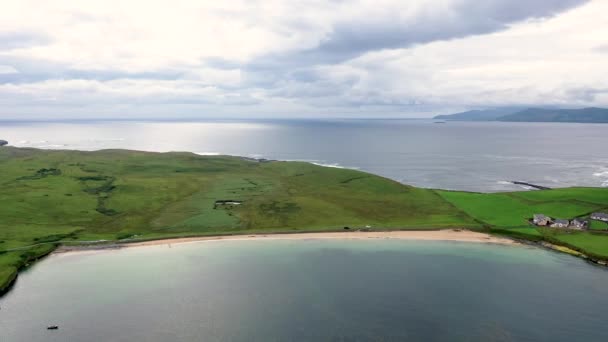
[1,119,607,191]
[1,240,608,341]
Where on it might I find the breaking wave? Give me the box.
[311,162,360,170]
[195,152,221,156]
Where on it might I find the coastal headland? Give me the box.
[1,146,608,296]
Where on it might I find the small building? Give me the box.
[533,214,551,226]
[591,212,608,222]
[569,218,588,230]
[550,219,569,228]
[0,140,7,146]
[213,200,243,209]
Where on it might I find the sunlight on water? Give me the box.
[2,119,608,191]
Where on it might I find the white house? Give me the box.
[569,218,588,230]
[533,214,551,226]
[550,219,569,228]
[591,213,608,222]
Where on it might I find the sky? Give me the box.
[1,0,607,119]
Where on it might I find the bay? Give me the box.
[1,240,608,342]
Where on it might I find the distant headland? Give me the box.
[434,107,608,123]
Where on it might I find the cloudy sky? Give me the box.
[1,0,607,119]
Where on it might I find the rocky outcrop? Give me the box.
[0,140,8,146]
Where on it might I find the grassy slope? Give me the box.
[437,188,608,258]
[0,147,477,292]
[2,147,607,293]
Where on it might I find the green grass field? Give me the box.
[0,147,478,293]
[437,189,608,258]
[437,190,607,227]
[1,146,608,294]
[549,232,608,258]
[589,220,608,231]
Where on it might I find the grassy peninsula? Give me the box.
[1,147,608,294]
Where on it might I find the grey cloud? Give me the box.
[238,0,589,103]
[289,0,588,64]
[457,0,588,22]
[0,56,187,84]
[0,32,50,51]
[1,0,589,88]
[0,0,600,119]
[267,68,360,100]
[0,55,249,91]
[564,87,608,102]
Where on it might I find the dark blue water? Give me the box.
[1,119,607,191]
[1,240,608,341]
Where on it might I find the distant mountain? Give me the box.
[498,107,608,123]
[433,108,521,121]
[434,107,608,123]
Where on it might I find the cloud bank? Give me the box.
[0,0,606,119]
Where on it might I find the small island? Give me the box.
[1,147,608,296]
[0,140,8,146]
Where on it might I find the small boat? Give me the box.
[47,325,59,330]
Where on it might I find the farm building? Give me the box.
[533,214,551,226]
[213,200,243,209]
[570,218,588,230]
[550,219,569,228]
[591,213,608,222]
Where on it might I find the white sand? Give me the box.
[54,229,519,253]
[57,230,516,253]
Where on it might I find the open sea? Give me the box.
[1,240,608,342]
[1,119,607,191]
[2,119,608,341]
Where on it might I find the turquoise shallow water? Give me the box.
[1,240,608,341]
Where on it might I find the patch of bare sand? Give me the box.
[111,229,517,247]
[56,230,516,253]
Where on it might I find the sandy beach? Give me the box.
[56,229,517,253]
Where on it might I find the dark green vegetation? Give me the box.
[1,147,607,294]
[434,107,608,123]
[500,107,608,123]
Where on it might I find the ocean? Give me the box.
[1,119,607,192]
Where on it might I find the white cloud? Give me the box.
[0,0,605,118]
